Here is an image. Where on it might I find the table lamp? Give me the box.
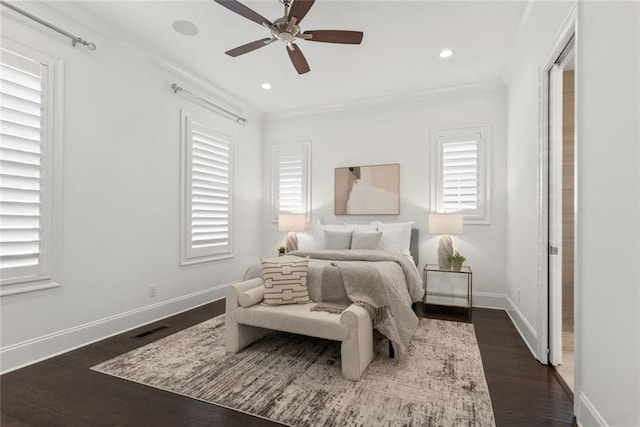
[278,214,306,253]
[428,214,463,269]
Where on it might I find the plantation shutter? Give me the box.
[277,150,304,214]
[441,140,478,211]
[0,48,46,279]
[188,120,232,257]
[271,143,310,221]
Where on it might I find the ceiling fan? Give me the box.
[214,0,364,74]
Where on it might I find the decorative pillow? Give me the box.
[324,230,353,249]
[376,222,412,255]
[261,257,311,305]
[351,231,383,250]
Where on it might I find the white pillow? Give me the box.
[296,232,316,251]
[376,222,413,255]
[351,231,383,250]
[344,223,377,233]
[323,223,349,231]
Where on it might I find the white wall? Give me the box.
[263,83,508,308]
[575,2,640,425]
[504,0,576,353]
[0,3,263,372]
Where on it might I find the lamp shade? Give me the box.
[428,214,463,235]
[278,214,306,232]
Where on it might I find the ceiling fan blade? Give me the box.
[225,38,275,57]
[288,0,315,25]
[214,0,273,27]
[287,44,310,74]
[302,30,363,44]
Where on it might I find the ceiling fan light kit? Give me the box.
[214,0,364,74]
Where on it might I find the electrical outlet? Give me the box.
[149,284,157,298]
[517,289,521,303]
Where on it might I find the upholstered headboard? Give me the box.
[410,228,419,266]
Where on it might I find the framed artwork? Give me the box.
[334,163,400,215]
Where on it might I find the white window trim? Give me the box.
[430,125,491,224]
[270,141,311,223]
[180,109,234,266]
[0,38,63,296]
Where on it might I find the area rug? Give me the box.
[92,316,495,426]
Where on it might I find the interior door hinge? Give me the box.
[546,348,550,355]
[549,245,559,255]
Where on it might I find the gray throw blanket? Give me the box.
[312,262,390,325]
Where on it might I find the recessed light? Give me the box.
[439,49,453,58]
[172,20,199,36]
[261,82,272,90]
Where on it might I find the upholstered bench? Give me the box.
[225,278,375,381]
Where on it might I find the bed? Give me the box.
[242,226,424,354]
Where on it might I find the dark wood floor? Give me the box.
[1,301,574,426]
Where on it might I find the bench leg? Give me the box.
[225,319,266,353]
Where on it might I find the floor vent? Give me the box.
[133,325,170,339]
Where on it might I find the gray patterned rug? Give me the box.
[92,316,495,426]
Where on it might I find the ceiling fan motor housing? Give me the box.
[271,18,301,43]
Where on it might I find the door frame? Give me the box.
[536,6,577,368]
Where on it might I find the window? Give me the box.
[271,142,310,222]
[431,125,490,224]
[0,41,62,295]
[180,110,234,265]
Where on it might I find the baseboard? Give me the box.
[504,296,538,359]
[473,292,505,310]
[425,291,505,310]
[576,392,609,427]
[0,282,233,374]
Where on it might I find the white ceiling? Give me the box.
[71,1,528,114]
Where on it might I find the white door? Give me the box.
[548,63,563,366]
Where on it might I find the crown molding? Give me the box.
[264,79,506,122]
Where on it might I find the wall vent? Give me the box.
[132,325,170,339]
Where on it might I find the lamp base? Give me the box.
[437,235,453,269]
[285,232,298,253]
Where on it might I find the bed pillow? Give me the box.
[324,230,353,249]
[261,257,311,305]
[345,223,377,233]
[351,231,383,250]
[376,222,412,255]
[295,232,316,251]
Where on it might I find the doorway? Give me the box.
[547,37,576,391]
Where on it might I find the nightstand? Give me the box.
[423,264,473,321]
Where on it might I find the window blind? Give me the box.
[189,121,231,253]
[0,49,45,275]
[271,143,310,222]
[277,151,304,214]
[441,140,478,211]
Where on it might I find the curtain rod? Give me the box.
[0,0,96,51]
[171,83,247,124]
